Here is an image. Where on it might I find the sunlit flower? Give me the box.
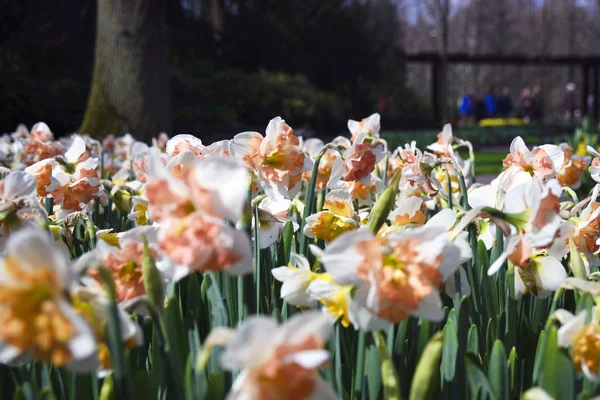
[348,113,380,142]
[230,117,313,198]
[513,253,567,298]
[498,136,563,189]
[556,307,600,380]
[158,213,252,278]
[255,195,298,249]
[70,287,142,375]
[0,230,96,369]
[127,196,149,226]
[77,226,164,302]
[166,134,205,158]
[146,155,248,223]
[304,189,358,242]
[327,132,385,201]
[271,253,323,308]
[301,139,339,190]
[317,226,461,329]
[215,311,336,400]
[556,143,590,189]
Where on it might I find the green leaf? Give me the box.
[441,320,458,382]
[142,235,165,315]
[478,241,499,324]
[366,344,382,400]
[488,341,508,400]
[206,373,225,400]
[532,331,546,385]
[538,326,559,398]
[373,331,402,400]
[464,353,497,400]
[409,331,443,400]
[569,238,587,279]
[205,272,228,327]
[467,325,479,354]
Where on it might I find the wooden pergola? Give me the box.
[404,52,600,122]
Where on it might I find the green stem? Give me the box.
[353,330,366,399]
[299,145,336,256]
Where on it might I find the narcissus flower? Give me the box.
[498,136,563,189]
[70,287,142,375]
[304,189,359,242]
[158,213,252,278]
[214,311,337,400]
[0,230,96,369]
[271,253,323,308]
[556,307,600,380]
[348,113,381,142]
[556,143,590,189]
[76,226,165,302]
[230,117,313,198]
[146,155,248,223]
[317,226,462,329]
[255,195,298,249]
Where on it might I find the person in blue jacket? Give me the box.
[459,89,475,124]
[484,86,497,117]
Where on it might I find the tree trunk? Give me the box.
[79,0,172,141]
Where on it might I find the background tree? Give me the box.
[79,0,172,141]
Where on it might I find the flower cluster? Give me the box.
[3,114,600,397]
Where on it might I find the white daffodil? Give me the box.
[304,189,358,243]
[555,306,600,380]
[271,252,324,308]
[207,311,337,400]
[0,230,97,370]
[317,226,462,330]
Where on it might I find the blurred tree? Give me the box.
[79,0,172,140]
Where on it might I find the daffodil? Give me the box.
[212,311,337,400]
[229,117,313,199]
[304,189,359,242]
[317,226,462,329]
[271,253,324,308]
[70,286,142,376]
[348,113,381,142]
[555,307,600,380]
[0,230,96,369]
[255,195,298,249]
[497,136,563,190]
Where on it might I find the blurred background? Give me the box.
[1,0,600,143]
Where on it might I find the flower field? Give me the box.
[1,114,600,399]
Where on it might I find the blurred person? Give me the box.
[484,87,497,117]
[497,87,512,118]
[562,83,576,122]
[459,89,475,125]
[520,87,533,123]
[531,85,543,121]
[475,96,487,122]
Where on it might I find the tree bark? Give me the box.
[79,0,172,141]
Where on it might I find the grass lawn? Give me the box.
[474,151,505,175]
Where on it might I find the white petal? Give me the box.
[425,208,456,230]
[557,311,586,347]
[535,256,567,291]
[321,229,373,285]
[220,317,278,370]
[65,136,86,163]
[194,157,248,222]
[2,171,36,201]
[283,349,329,368]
